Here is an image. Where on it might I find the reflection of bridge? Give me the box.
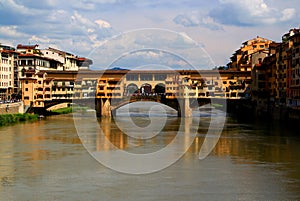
[28,69,251,117]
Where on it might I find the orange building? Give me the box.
[228,36,274,71]
[20,70,53,108]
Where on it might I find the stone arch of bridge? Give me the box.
[154,83,165,94]
[44,99,72,110]
[126,83,139,95]
[140,83,152,94]
[110,99,178,114]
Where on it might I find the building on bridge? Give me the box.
[94,70,252,100]
[19,69,252,114]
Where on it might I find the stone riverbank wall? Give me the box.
[0,102,24,115]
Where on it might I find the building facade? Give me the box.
[0,44,18,101]
[20,70,53,108]
[228,36,274,71]
[41,47,92,71]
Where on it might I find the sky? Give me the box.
[0,0,299,69]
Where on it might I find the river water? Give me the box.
[0,103,300,201]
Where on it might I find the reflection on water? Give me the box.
[0,110,299,200]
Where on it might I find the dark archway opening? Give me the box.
[154,83,165,94]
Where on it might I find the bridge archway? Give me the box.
[126,83,139,95]
[115,101,177,117]
[154,83,165,94]
[141,83,152,94]
[43,99,72,110]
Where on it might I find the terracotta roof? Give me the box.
[0,49,19,54]
[17,44,39,49]
[47,47,73,56]
[77,57,93,64]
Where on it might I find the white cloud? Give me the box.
[0,26,28,38]
[173,12,223,30]
[2,0,34,15]
[70,11,116,44]
[95,19,111,28]
[71,1,96,10]
[71,11,95,28]
[29,35,51,44]
[210,0,297,26]
[280,8,296,22]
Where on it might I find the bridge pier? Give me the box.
[178,98,193,117]
[95,98,112,117]
[102,99,112,117]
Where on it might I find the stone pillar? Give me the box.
[178,98,192,117]
[101,98,112,117]
[18,102,24,114]
[95,99,102,117]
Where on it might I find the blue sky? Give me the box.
[0,0,299,68]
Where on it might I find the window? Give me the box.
[126,74,138,81]
[25,88,28,91]
[24,96,29,100]
[154,74,167,81]
[140,74,152,81]
[20,60,26,66]
[25,81,29,84]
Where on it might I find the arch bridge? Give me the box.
[26,69,251,116]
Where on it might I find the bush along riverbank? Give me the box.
[0,113,39,127]
[48,107,73,115]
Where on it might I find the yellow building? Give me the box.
[94,70,251,100]
[20,70,53,108]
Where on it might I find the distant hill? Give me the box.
[110,67,128,70]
